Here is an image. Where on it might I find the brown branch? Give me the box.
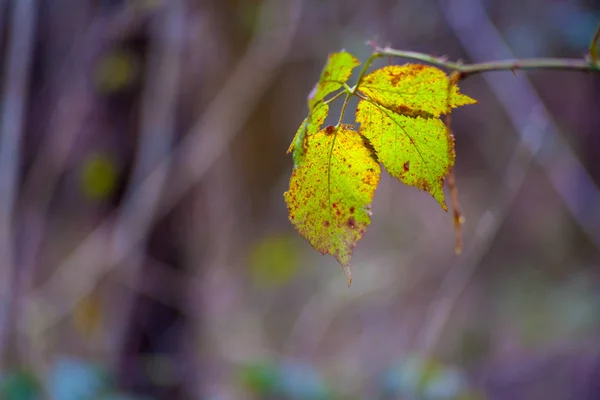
[373,47,600,77]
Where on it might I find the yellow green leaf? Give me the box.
[355,64,476,210]
[286,102,329,167]
[287,51,360,169]
[307,51,360,111]
[358,64,476,117]
[284,125,380,281]
[356,99,454,210]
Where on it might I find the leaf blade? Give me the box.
[356,99,454,210]
[286,103,329,167]
[308,51,361,111]
[287,52,360,169]
[284,126,380,272]
[358,64,476,117]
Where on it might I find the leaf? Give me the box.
[286,102,329,167]
[287,51,360,168]
[356,64,476,209]
[307,51,360,111]
[356,99,454,209]
[284,125,380,282]
[358,64,476,117]
[285,53,478,277]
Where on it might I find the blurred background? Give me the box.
[0,0,599,399]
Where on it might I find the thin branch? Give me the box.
[323,90,345,105]
[447,169,463,254]
[373,47,600,77]
[445,71,463,254]
[336,93,352,127]
[351,52,379,92]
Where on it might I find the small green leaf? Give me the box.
[307,51,360,111]
[358,64,476,117]
[284,125,380,282]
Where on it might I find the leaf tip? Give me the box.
[449,92,478,110]
[440,200,448,212]
[432,186,449,212]
[343,264,352,287]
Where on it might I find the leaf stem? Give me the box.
[447,169,463,254]
[323,90,345,106]
[346,52,385,96]
[352,53,382,91]
[373,46,600,78]
[336,93,352,127]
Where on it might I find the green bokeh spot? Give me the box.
[94,49,138,93]
[250,235,300,288]
[81,153,118,200]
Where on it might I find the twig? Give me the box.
[445,71,463,254]
[447,169,463,254]
[372,47,600,76]
[0,0,37,367]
